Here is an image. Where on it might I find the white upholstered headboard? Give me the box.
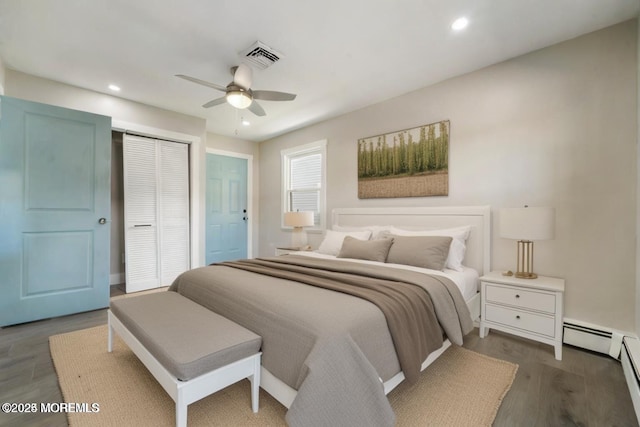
[331,206,491,275]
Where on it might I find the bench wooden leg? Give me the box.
[250,354,261,413]
[107,313,113,352]
[176,396,187,427]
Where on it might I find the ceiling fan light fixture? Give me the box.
[451,16,469,31]
[226,90,252,109]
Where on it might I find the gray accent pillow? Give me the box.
[386,235,453,270]
[337,236,394,262]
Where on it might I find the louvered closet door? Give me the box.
[123,135,190,292]
[158,140,190,285]
[123,135,159,292]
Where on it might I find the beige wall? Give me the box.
[5,70,206,137]
[637,18,640,336]
[110,132,125,283]
[259,20,638,332]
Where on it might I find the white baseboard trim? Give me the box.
[622,337,640,424]
[563,317,633,359]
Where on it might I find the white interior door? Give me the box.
[123,135,189,292]
[158,140,190,285]
[123,135,159,292]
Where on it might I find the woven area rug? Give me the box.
[50,325,517,426]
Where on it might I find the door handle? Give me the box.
[98,218,107,224]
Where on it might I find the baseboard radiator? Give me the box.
[564,319,640,424]
[622,337,640,422]
[562,319,623,358]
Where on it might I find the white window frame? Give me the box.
[281,139,327,232]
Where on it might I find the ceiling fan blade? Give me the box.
[248,100,266,116]
[252,90,297,101]
[202,97,227,108]
[232,63,253,89]
[175,74,226,92]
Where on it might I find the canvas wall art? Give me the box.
[357,120,449,199]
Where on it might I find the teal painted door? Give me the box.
[0,96,111,326]
[206,153,247,264]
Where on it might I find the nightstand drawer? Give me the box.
[484,283,556,314]
[485,304,556,337]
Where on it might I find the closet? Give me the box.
[123,134,190,292]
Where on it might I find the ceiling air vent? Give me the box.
[240,41,283,70]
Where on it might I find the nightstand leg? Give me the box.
[554,343,562,360]
[479,324,489,338]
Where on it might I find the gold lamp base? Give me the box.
[515,240,538,279]
[515,271,538,279]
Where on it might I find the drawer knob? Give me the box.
[515,294,520,298]
[516,315,521,319]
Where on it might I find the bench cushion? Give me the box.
[110,291,261,381]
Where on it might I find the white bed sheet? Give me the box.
[286,251,479,301]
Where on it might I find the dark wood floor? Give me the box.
[0,288,637,426]
[463,330,637,427]
[0,308,106,427]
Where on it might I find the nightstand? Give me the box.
[275,247,302,256]
[479,271,565,360]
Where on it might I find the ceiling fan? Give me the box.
[176,63,296,116]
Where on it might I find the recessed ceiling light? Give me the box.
[108,84,121,92]
[242,119,251,126]
[451,17,469,31]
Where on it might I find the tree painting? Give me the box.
[357,120,449,198]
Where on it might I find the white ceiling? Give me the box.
[0,0,637,142]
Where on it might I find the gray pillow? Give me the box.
[337,236,394,262]
[386,235,453,270]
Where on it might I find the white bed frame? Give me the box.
[261,205,492,407]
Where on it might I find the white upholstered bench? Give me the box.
[108,291,262,427]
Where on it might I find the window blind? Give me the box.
[288,152,321,225]
[282,140,326,230]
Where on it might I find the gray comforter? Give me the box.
[169,255,473,426]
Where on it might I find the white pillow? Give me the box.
[387,226,471,271]
[332,224,393,240]
[317,229,372,256]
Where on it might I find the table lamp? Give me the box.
[500,206,555,279]
[284,211,314,248]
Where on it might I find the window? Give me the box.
[281,140,327,230]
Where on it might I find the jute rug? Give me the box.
[50,325,517,426]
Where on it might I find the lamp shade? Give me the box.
[284,211,314,227]
[500,207,555,241]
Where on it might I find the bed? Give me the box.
[169,206,491,426]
